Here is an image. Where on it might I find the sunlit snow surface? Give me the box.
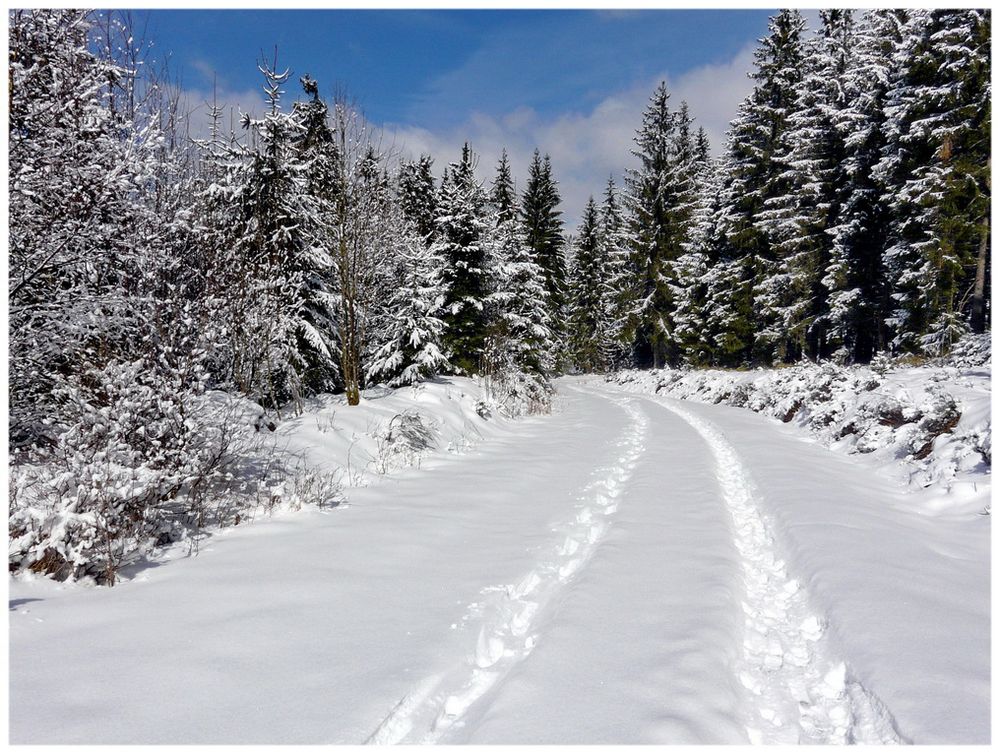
[9,370,989,744]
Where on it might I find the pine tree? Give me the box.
[874,10,991,355]
[825,10,905,362]
[760,10,857,361]
[366,219,451,386]
[399,154,438,242]
[482,152,555,378]
[291,75,341,393]
[490,149,518,226]
[624,82,697,367]
[435,143,490,374]
[717,10,808,364]
[673,153,721,365]
[487,216,555,379]
[224,53,328,409]
[917,10,990,353]
[521,150,567,363]
[568,198,609,371]
[598,176,633,367]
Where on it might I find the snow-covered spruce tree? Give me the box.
[598,176,634,368]
[480,155,555,411]
[569,197,611,372]
[291,75,342,394]
[484,150,553,377]
[399,154,439,242]
[366,215,451,386]
[624,83,702,367]
[663,113,717,365]
[715,10,807,365]
[672,150,723,366]
[435,143,491,375]
[521,150,568,368]
[187,83,255,392]
[824,9,905,363]
[758,10,857,362]
[874,10,991,355]
[935,9,991,342]
[223,54,331,410]
[490,149,518,226]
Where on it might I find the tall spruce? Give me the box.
[624,82,700,367]
[521,150,567,363]
[717,10,808,365]
[435,143,490,374]
[673,151,721,365]
[599,176,633,367]
[875,10,991,355]
[825,10,905,362]
[569,198,609,372]
[760,10,857,361]
[484,152,554,377]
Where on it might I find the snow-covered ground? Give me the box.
[9,372,990,744]
[259,376,517,489]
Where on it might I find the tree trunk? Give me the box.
[970,156,990,335]
[970,206,990,334]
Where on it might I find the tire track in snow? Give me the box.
[656,398,906,745]
[365,393,648,745]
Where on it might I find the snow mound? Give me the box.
[9,376,528,584]
[608,340,990,503]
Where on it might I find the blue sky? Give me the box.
[140,9,796,227]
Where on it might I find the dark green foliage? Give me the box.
[435,143,490,374]
[568,198,608,372]
[521,150,567,349]
[399,155,438,241]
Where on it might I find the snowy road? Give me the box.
[9,379,989,744]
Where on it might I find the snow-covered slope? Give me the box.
[607,339,990,513]
[8,375,532,583]
[261,376,515,488]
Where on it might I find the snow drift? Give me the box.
[607,335,991,510]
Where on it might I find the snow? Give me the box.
[607,342,991,510]
[259,377,509,486]
[9,373,990,744]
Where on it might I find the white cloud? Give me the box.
[386,43,757,229]
[173,41,760,230]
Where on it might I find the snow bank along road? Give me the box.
[9,378,989,744]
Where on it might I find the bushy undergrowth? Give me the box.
[372,409,440,473]
[480,369,554,418]
[8,369,342,585]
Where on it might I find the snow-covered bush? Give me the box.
[372,410,440,473]
[480,365,553,418]
[8,358,249,584]
[477,331,554,418]
[938,333,991,369]
[609,334,990,493]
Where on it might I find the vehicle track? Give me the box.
[365,392,648,744]
[655,397,906,745]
